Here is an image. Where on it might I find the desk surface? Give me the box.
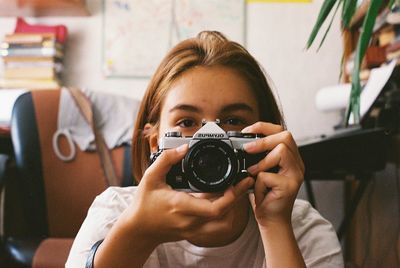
[299,127,389,180]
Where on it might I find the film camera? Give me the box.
[150,120,266,192]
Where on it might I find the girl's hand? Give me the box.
[121,144,254,246]
[242,122,305,227]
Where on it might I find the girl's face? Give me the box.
[149,65,260,152]
[147,65,261,247]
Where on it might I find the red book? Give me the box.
[365,46,387,68]
[14,18,68,44]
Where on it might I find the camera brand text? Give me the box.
[198,133,225,138]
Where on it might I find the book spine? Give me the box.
[0,78,60,90]
[4,67,57,80]
[0,40,61,50]
[0,47,62,58]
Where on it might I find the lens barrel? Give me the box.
[183,139,238,192]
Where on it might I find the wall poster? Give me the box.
[103,0,246,77]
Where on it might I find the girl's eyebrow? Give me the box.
[220,103,255,114]
[168,103,255,114]
[169,104,202,113]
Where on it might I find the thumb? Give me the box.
[144,144,188,182]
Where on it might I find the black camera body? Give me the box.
[150,121,266,192]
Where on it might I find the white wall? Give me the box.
[247,3,343,140]
[0,0,344,227]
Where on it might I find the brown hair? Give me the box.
[132,31,284,182]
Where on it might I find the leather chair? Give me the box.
[2,90,134,267]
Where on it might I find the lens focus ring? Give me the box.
[183,139,238,192]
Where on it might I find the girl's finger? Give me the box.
[247,143,303,181]
[241,122,283,136]
[143,144,188,183]
[248,193,256,211]
[253,172,299,208]
[177,177,254,218]
[242,128,304,174]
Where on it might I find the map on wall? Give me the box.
[103,0,246,77]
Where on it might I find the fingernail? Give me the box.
[248,193,255,203]
[176,144,188,153]
[242,126,251,133]
[243,141,256,151]
[247,164,258,175]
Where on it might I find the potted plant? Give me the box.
[307,0,399,125]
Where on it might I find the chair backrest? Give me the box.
[10,90,133,238]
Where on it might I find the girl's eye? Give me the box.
[177,119,197,128]
[223,118,245,126]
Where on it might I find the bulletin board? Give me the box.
[103,0,246,78]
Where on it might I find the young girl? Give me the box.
[66,31,343,268]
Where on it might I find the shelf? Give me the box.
[0,0,89,17]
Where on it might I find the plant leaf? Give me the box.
[345,0,384,125]
[306,0,338,49]
[339,53,345,81]
[318,0,342,51]
[342,0,358,28]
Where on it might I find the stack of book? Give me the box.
[0,32,63,90]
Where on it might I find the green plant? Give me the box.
[307,0,399,125]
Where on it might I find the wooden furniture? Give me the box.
[0,0,89,17]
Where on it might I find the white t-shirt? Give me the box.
[66,187,344,268]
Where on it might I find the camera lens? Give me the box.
[183,140,238,192]
[192,147,230,183]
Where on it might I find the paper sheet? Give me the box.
[348,60,397,124]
